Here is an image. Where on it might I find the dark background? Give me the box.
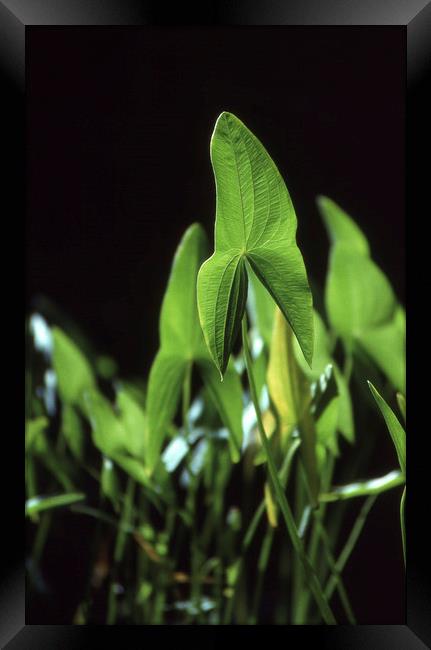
[26,27,405,623]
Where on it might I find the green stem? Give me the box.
[224,439,301,624]
[107,476,136,624]
[249,526,275,624]
[324,495,377,600]
[291,461,306,623]
[313,517,356,624]
[300,456,356,625]
[296,453,335,623]
[241,317,336,625]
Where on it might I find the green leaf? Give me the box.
[25,416,49,452]
[146,223,244,472]
[197,359,243,462]
[326,244,396,340]
[321,199,405,392]
[116,386,147,460]
[247,265,276,347]
[52,327,96,406]
[197,111,313,377]
[320,469,404,502]
[317,196,370,256]
[146,352,187,472]
[266,308,319,503]
[198,252,248,378]
[293,311,354,442]
[145,223,211,473]
[358,306,405,393]
[368,382,406,475]
[158,223,209,358]
[84,389,128,458]
[397,393,406,424]
[61,404,85,460]
[26,492,85,517]
[267,308,310,439]
[316,397,340,457]
[101,457,121,510]
[333,365,355,443]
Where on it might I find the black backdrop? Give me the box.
[26,26,405,623]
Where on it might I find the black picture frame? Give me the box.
[2,1,428,647]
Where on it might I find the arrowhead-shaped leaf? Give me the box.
[321,198,405,392]
[197,112,313,376]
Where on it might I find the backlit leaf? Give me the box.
[197,112,313,377]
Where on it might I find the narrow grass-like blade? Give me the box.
[26,492,85,517]
[320,469,404,502]
[368,381,406,475]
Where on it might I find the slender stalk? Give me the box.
[295,453,335,623]
[324,495,377,600]
[241,317,336,625]
[299,450,356,628]
[107,476,136,624]
[223,439,300,624]
[249,526,275,624]
[291,462,306,623]
[313,517,356,623]
[32,511,52,566]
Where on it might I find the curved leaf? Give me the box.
[52,327,96,407]
[247,265,275,347]
[358,306,405,393]
[198,111,313,376]
[116,386,147,460]
[267,308,319,503]
[326,244,396,339]
[397,393,406,424]
[368,381,406,475]
[147,223,244,472]
[26,492,85,517]
[146,352,186,471]
[317,196,370,256]
[197,252,247,377]
[197,359,243,462]
[159,223,209,358]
